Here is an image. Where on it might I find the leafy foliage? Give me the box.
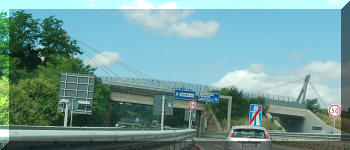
[9,10,82,82]
[210,87,269,122]
[0,11,9,125]
[9,77,57,125]
[306,98,322,113]
[7,10,114,126]
[0,77,9,125]
[0,11,9,77]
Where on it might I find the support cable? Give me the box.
[73,37,152,79]
[80,48,119,77]
[255,78,304,93]
[309,81,328,108]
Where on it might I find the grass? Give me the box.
[314,112,341,130]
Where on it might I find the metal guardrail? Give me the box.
[269,132,341,141]
[0,125,180,131]
[0,126,195,150]
[200,131,343,141]
[0,127,194,142]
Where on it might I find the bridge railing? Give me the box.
[102,77,211,93]
[102,77,306,108]
[242,92,306,108]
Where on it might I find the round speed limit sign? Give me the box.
[328,104,341,118]
[188,101,198,110]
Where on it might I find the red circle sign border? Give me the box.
[328,104,341,118]
[188,101,198,110]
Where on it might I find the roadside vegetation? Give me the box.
[0,10,117,126]
[0,11,9,125]
[306,98,341,130]
[0,10,188,127]
[209,87,281,130]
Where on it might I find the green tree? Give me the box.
[210,87,269,121]
[9,77,56,125]
[9,55,115,126]
[9,10,82,82]
[39,16,82,64]
[0,77,9,125]
[0,11,9,77]
[9,10,40,73]
[0,11,9,125]
[7,10,118,127]
[306,98,321,113]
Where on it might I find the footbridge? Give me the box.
[101,75,340,134]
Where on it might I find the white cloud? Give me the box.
[121,0,155,9]
[170,21,219,38]
[121,0,219,38]
[157,2,180,9]
[296,61,340,84]
[212,61,341,107]
[248,63,264,73]
[83,52,120,67]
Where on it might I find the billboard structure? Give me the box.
[153,95,174,115]
[58,72,95,126]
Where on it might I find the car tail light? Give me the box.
[264,130,270,139]
[229,130,234,137]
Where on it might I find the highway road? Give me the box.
[192,138,310,150]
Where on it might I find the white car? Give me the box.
[225,125,272,150]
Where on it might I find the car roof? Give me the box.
[231,125,266,130]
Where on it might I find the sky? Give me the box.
[5,0,350,108]
[1,0,350,9]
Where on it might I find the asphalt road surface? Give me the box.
[192,138,310,150]
[194,142,310,150]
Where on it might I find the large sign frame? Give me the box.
[153,95,174,115]
[58,72,95,114]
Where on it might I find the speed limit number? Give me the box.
[188,101,198,111]
[328,104,341,118]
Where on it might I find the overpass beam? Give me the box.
[221,96,232,131]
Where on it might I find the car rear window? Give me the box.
[233,129,266,139]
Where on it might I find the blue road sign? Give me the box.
[174,90,196,100]
[198,93,220,103]
[249,104,263,126]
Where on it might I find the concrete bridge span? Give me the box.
[269,105,341,134]
[102,77,339,134]
[109,84,206,110]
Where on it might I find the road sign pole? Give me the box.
[227,97,232,131]
[328,104,341,132]
[161,95,165,131]
[189,109,192,130]
[70,100,73,127]
[64,102,68,127]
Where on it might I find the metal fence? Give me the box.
[102,77,306,108]
[102,77,211,94]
